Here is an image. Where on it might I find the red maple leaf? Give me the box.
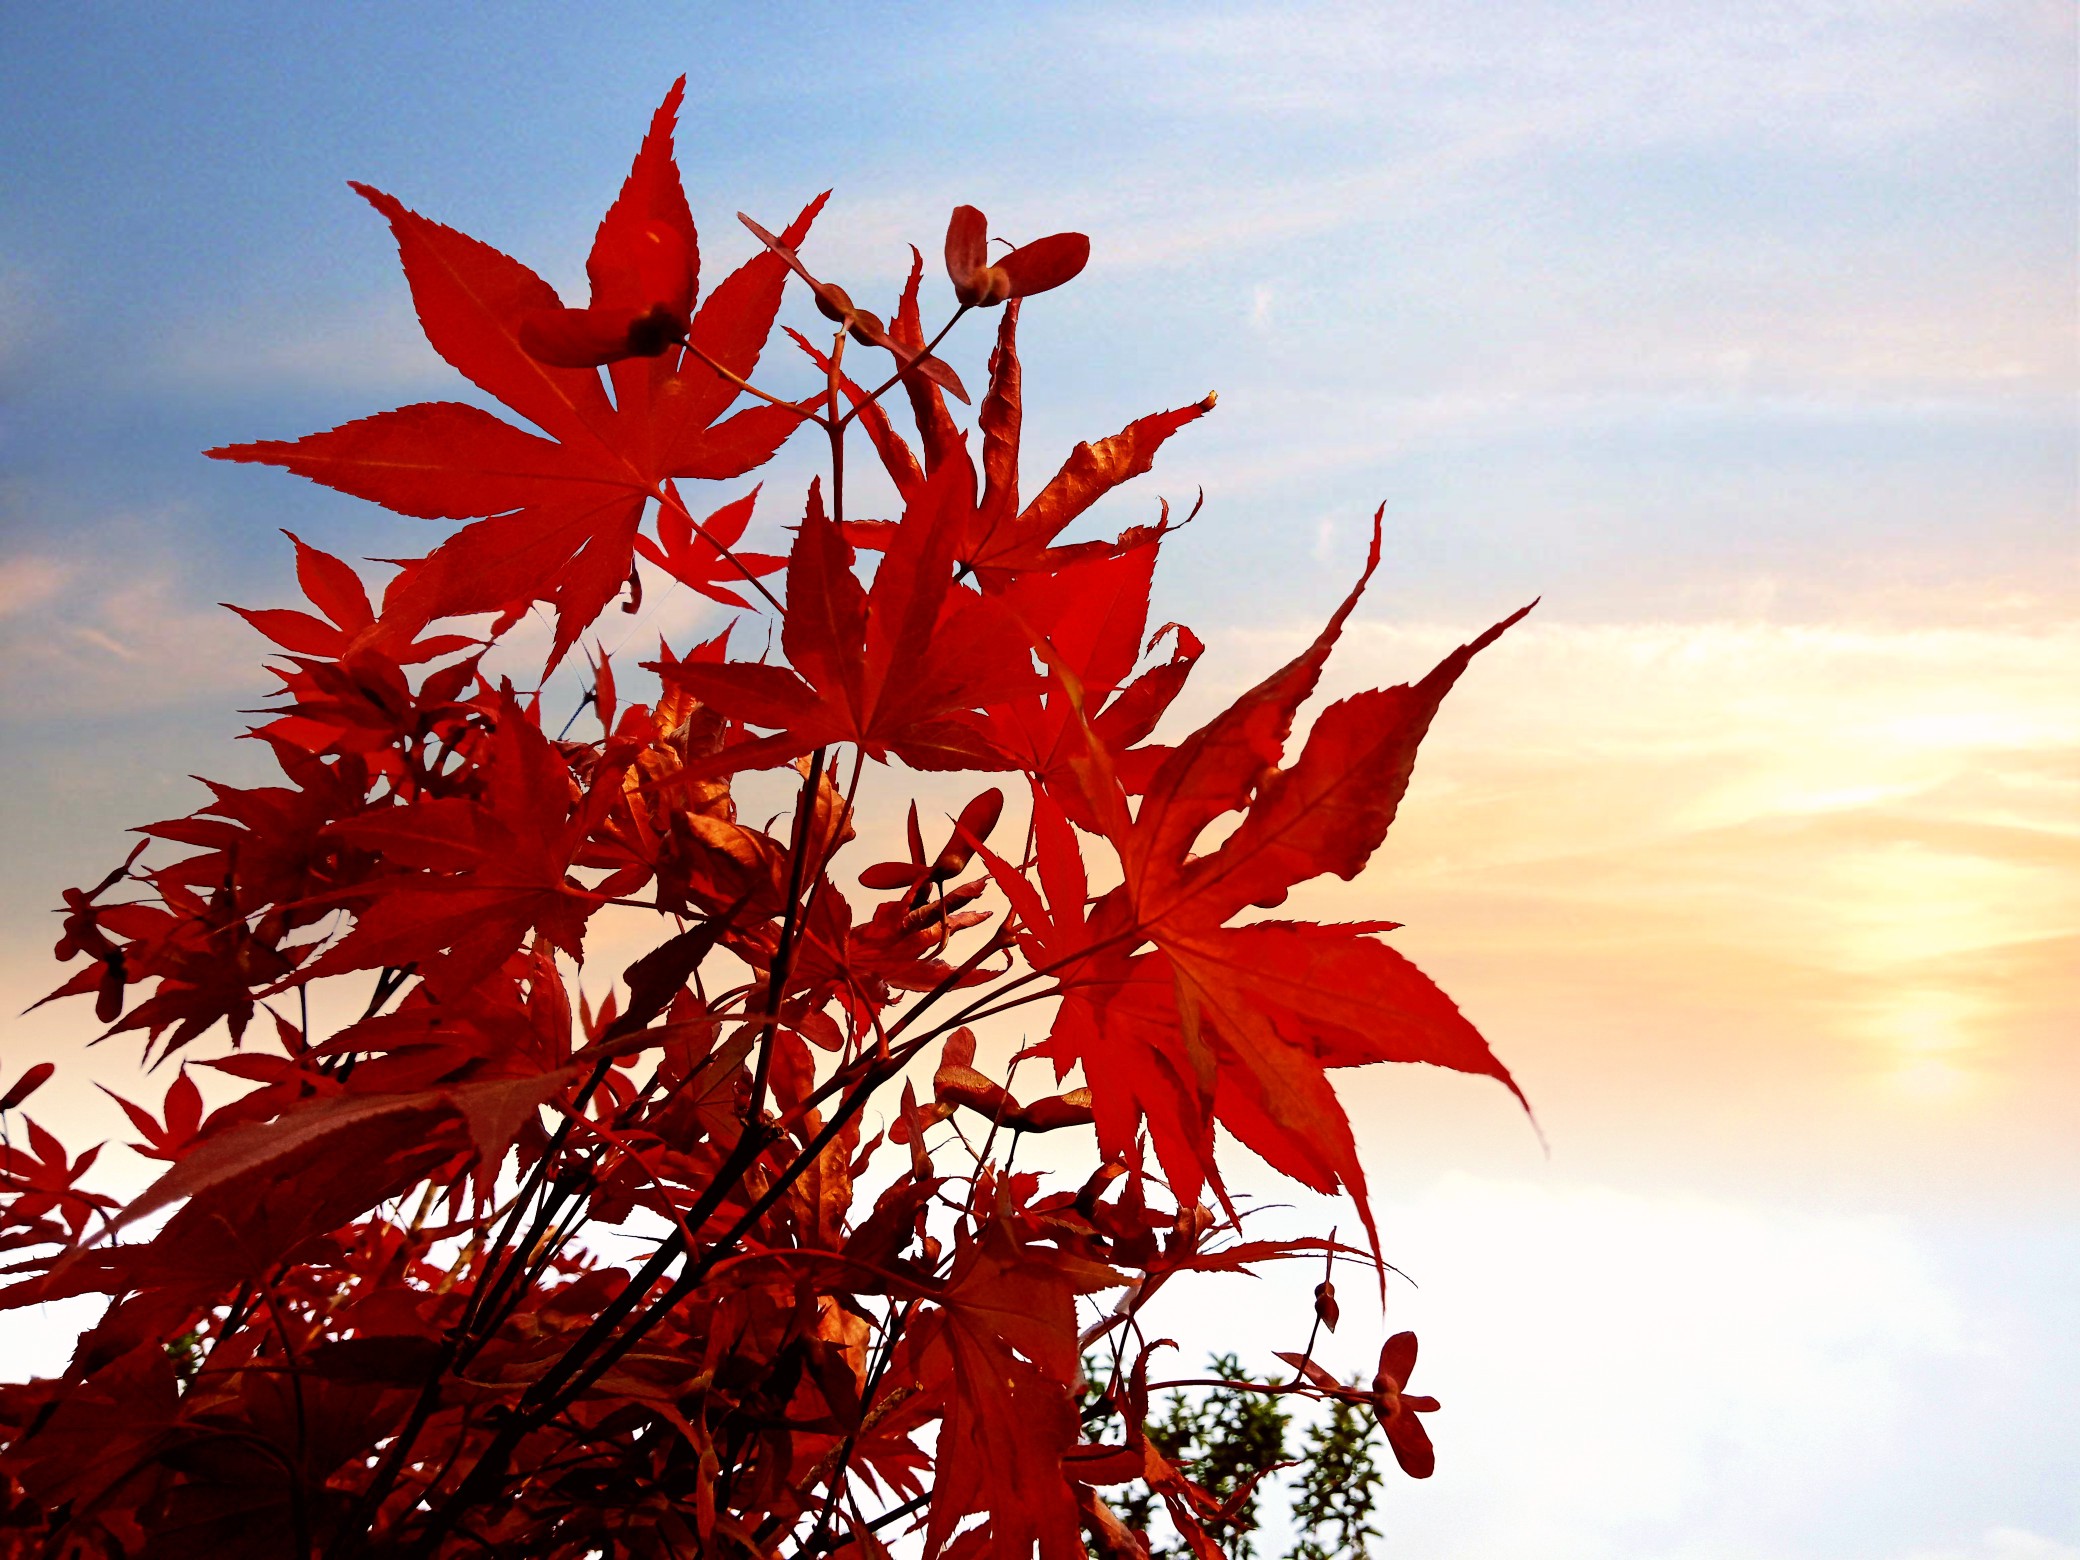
[1024,511,1532,1243]
[659,463,1044,774]
[957,315,1213,584]
[0,1119,112,1246]
[225,531,472,667]
[207,80,824,668]
[631,482,783,610]
[910,1215,1116,1559]
[988,537,1205,821]
[100,1071,205,1163]
[310,693,612,992]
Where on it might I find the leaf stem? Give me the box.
[680,337,830,426]
[837,306,971,430]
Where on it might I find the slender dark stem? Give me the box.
[529,1033,910,1428]
[372,977,748,1530]
[836,307,970,430]
[746,745,828,1121]
[410,752,832,1550]
[799,1490,929,1555]
[455,1055,616,1341]
[195,1280,256,1379]
[341,1055,621,1543]
[680,337,830,424]
[554,685,596,740]
[1292,1228,1338,1377]
[795,1299,914,1558]
[825,327,848,530]
[258,1287,313,1559]
[359,963,415,1022]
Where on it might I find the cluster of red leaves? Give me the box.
[1,81,1528,1559]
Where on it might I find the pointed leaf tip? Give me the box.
[0,1062,54,1113]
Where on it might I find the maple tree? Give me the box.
[0,81,1533,1559]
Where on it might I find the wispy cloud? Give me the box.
[0,555,66,618]
[777,119,1530,287]
[1086,0,2071,149]
[0,550,261,719]
[1894,1531,2080,1560]
[1191,616,2080,1117]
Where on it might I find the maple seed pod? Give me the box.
[813,282,855,324]
[95,949,129,1023]
[1014,1089,1097,1133]
[996,231,1091,301]
[1313,1279,1340,1333]
[924,787,1006,890]
[847,309,886,348]
[946,203,992,306]
[520,306,677,368]
[1372,1372,1403,1421]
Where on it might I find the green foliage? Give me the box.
[1288,1390,1386,1560]
[163,1327,203,1385]
[1079,1352,1391,1560]
[1079,1353,1293,1559]
[1164,1354,1292,1557]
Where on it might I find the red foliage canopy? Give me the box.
[2,79,1531,1559]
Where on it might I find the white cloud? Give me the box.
[1080,125,1533,271]
[784,127,2071,443]
[1087,0,2070,150]
[1892,1532,2080,1560]
[1235,615,2080,869]
[731,114,1533,301]
[1130,1172,1995,1559]
[1386,1176,1968,1550]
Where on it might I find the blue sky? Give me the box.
[2,5,2074,1556]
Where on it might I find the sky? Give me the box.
[1,3,2074,1556]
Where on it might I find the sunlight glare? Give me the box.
[1861,986,1989,1103]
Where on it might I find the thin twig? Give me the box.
[680,337,831,424]
[836,307,971,430]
